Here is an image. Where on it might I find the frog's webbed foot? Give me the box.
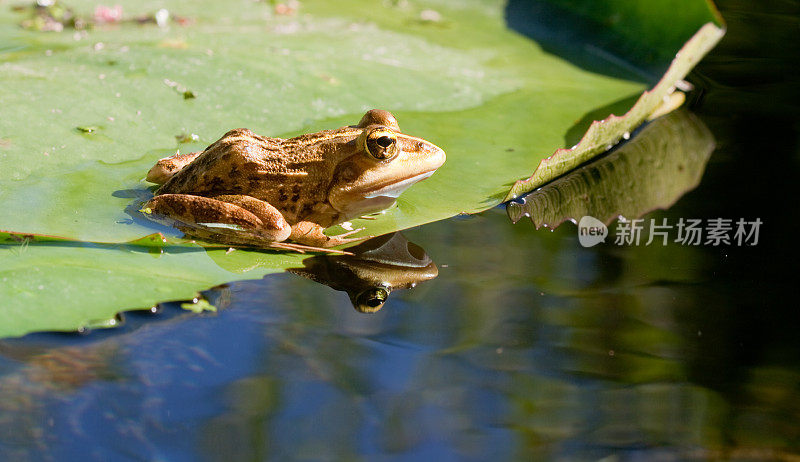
[290,221,373,248]
[328,227,374,246]
[144,194,291,244]
[268,241,353,255]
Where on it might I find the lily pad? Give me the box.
[0,231,305,337]
[506,109,716,228]
[0,0,724,337]
[504,22,724,200]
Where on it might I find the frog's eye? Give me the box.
[352,287,389,313]
[365,130,399,160]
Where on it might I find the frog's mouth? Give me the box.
[363,170,435,199]
[333,169,438,220]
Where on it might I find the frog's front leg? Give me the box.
[144,194,292,243]
[290,221,371,248]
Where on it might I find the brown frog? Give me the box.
[143,109,445,250]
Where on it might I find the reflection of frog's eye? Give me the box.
[353,287,389,313]
[365,131,398,160]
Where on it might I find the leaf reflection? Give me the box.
[507,109,715,228]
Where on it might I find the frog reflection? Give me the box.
[288,233,438,312]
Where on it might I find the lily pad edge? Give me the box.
[503,22,726,202]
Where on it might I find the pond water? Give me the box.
[1,1,798,460]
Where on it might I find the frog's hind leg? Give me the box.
[144,194,291,243]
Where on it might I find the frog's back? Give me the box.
[156,128,286,196]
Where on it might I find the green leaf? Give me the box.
[0,231,304,337]
[504,22,724,200]
[0,0,724,337]
[506,109,716,228]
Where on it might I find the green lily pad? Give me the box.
[0,231,304,336]
[0,0,724,337]
[506,109,716,228]
[504,22,724,200]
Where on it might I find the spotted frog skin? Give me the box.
[143,110,445,249]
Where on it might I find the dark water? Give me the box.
[2,1,799,460]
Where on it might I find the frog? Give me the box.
[142,109,446,250]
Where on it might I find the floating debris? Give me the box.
[385,0,409,8]
[175,132,200,143]
[158,38,189,49]
[17,0,86,31]
[133,9,192,27]
[164,79,198,100]
[419,9,441,23]
[93,4,122,24]
[274,0,300,16]
[15,0,192,31]
[154,8,169,27]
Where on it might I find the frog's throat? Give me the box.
[334,170,435,220]
[363,171,435,199]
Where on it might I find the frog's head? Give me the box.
[328,109,446,219]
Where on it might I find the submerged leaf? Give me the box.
[181,298,216,313]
